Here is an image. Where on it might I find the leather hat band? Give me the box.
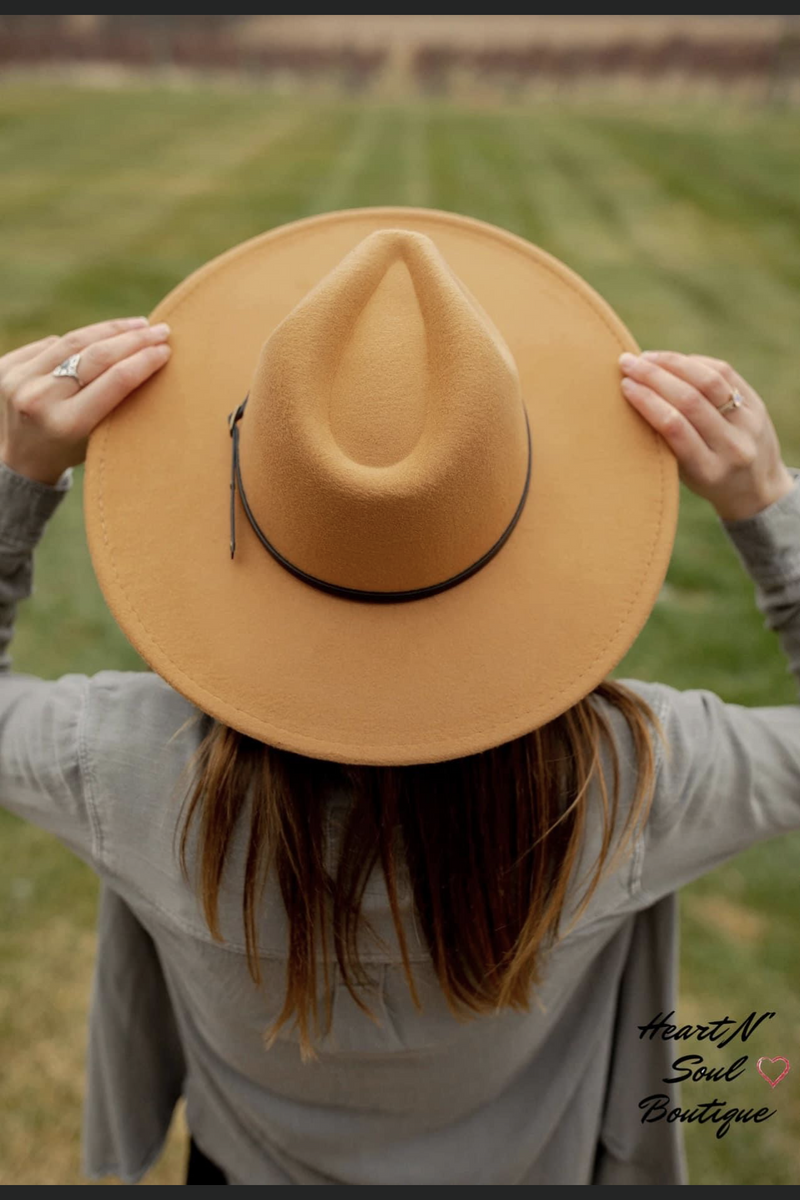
[228,395,532,605]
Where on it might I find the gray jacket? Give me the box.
[2,457,800,1185]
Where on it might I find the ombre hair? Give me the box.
[173,680,664,1061]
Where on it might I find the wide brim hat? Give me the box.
[84,206,678,766]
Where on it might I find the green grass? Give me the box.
[1,81,800,1185]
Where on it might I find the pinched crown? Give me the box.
[235,229,531,594]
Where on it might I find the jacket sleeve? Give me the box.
[629,465,800,904]
[0,459,98,867]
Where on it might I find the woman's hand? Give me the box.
[619,350,795,522]
[0,317,171,486]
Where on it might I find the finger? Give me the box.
[620,353,734,451]
[642,351,756,411]
[50,323,171,390]
[621,376,718,477]
[25,317,150,377]
[0,334,60,373]
[63,343,172,436]
[688,355,759,408]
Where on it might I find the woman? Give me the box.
[1,210,799,1185]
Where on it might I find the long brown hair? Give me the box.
[173,679,664,1061]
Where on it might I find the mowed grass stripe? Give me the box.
[590,110,800,291]
[579,111,800,440]
[308,104,389,213]
[3,105,355,339]
[402,105,431,208]
[425,109,528,234]
[0,96,305,330]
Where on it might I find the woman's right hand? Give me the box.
[618,350,795,522]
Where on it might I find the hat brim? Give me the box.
[84,207,678,765]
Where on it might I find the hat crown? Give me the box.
[237,229,530,592]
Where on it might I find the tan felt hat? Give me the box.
[84,207,678,766]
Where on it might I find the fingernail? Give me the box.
[125,316,149,327]
[152,322,171,337]
[619,352,638,368]
[621,377,636,391]
[156,343,172,358]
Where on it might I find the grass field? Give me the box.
[1,81,800,1186]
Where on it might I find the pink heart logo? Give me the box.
[756,1056,790,1088]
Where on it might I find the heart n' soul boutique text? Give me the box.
[635,1010,778,1139]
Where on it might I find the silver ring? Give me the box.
[717,389,745,416]
[52,352,84,388]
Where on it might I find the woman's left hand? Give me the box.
[0,317,171,486]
